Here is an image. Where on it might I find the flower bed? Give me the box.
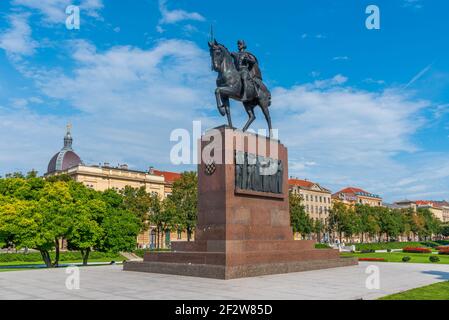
[358,258,386,262]
[438,248,449,255]
[353,241,438,251]
[402,247,432,254]
[436,246,449,251]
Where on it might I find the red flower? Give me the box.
[402,247,432,254]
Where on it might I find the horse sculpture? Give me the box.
[208,39,273,136]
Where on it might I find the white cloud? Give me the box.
[312,74,348,88]
[12,0,104,23]
[403,0,423,9]
[333,56,349,61]
[158,0,205,25]
[364,78,386,85]
[0,107,63,174]
[301,34,327,40]
[0,13,37,56]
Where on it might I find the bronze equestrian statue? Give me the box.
[208,39,273,136]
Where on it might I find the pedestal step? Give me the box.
[143,248,341,266]
[124,257,358,280]
[171,240,317,252]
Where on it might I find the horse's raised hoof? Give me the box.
[218,105,226,116]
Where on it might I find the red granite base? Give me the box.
[123,257,358,280]
[123,240,358,279]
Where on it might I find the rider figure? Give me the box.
[231,40,261,102]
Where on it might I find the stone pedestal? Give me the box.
[124,126,357,279]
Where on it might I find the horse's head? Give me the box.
[208,39,229,72]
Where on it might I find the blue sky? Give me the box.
[0,0,448,202]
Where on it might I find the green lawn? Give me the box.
[341,252,449,264]
[0,269,25,272]
[379,281,449,300]
[0,254,125,273]
[0,256,124,267]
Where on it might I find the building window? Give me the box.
[177,230,182,240]
[305,194,309,201]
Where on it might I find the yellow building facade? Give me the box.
[332,187,382,207]
[289,179,332,222]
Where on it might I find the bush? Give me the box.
[133,248,171,258]
[387,249,392,253]
[429,256,440,263]
[315,243,331,249]
[420,241,440,248]
[402,256,411,262]
[403,247,432,254]
[361,249,375,254]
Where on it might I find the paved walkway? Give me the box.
[0,262,448,300]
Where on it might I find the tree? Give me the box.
[148,193,173,249]
[418,208,441,240]
[99,189,141,253]
[98,208,141,254]
[169,172,198,241]
[65,183,106,265]
[289,192,312,239]
[0,176,142,267]
[313,218,325,242]
[377,207,402,242]
[441,224,449,238]
[120,186,153,233]
[356,205,380,242]
[327,202,353,243]
[0,177,68,267]
[343,208,361,242]
[408,209,425,240]
[67,213,103,265]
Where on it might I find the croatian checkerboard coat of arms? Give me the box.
[204,160,216,176]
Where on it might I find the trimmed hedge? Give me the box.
[133,248,171,258]
[353,241,439,251]
[0,251,122,263]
